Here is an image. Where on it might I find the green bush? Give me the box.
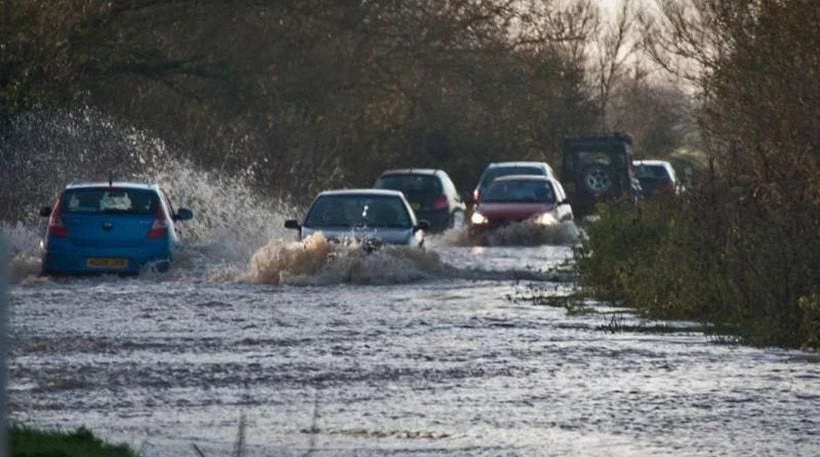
[576,189,819,349]
[11,426,137,457]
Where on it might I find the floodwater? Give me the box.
[6,224,820,457]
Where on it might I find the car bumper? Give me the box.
[300,227,423,248]
[41,243,173,275]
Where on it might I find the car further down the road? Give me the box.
[633,159,683,197]
[471,161,556,204]
[374,168,466,233]
[285,189,429,250]
[469,175,573,231]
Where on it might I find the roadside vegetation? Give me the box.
[571,0,819,349]
[1,1,817,348]
[11,426,137,457]
[1,0,693,222]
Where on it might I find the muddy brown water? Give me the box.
[6,231,820,457]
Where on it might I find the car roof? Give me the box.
[487,161,551,169]
[564,133,633,145]
[316,189,406,198]
[491,174,552,183]
[379,168,440,176]
[64,182,159,191]
[633,160,672,167]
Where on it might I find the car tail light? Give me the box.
[147,206,169,239]
[47,200,69,238]
[660,180,675,194]
[432,195,448,210]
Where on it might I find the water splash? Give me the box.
[428,221,581,247]
[1,108,294,283]
[248,232,450,285]
[248,232,332,284]
[137,159,294,282]
[2,221,44,283]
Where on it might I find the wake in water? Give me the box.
[428,220,581,247]
[248,233,450,285]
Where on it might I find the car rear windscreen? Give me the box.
[375,175,442,194]
[480,167,545,189]
[634,165,670,180]
[61,188,159,215]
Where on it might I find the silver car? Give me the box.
[285,189,429,249]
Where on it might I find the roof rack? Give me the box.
[563,132,633,145]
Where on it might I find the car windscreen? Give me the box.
[375,174,442,195]
[482,180,555,203]
[60,188,159,215]
[575,151,614,167]
[480,166,545,189]
[304,195,412,228]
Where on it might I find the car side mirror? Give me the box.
[174,208,194,221]
[39,206,52,217]
[284,219,300,230]
[415,220,430,232]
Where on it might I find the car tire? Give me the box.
[449,211,465,230]
[582,164,613,195]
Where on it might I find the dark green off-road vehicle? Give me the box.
[560,133,641,217]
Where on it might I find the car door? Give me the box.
[551,179,573,221]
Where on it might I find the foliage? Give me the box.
[577,186,819,348]
[11,425,137,457]
[0,0,611,215]
[573,0,819,348]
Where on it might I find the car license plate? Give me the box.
[87,257,127,269]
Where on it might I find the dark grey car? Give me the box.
[374,169,466,233]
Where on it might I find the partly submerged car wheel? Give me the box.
[448,211,465,230]
[582,164,613,195]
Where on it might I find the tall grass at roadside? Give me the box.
[575,188,819,349]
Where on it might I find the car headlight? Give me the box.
[534,212,558,226]
[470,211,488,225]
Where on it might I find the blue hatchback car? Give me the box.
[38,182,193,275]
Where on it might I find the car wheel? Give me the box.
[582,164,613,195]
[449,211,465,230]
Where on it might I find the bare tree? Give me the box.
[592,0,639,131]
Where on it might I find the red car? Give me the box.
[469,175,573,230]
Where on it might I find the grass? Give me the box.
[506,284,597,316]
[508,282,716,337]
[11,425,137,457]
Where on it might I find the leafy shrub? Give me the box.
[576,185,819,348]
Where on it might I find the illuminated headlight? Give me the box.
[470,211,488,225]
[534,212,559,226]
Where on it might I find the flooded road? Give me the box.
[6,238,820,457]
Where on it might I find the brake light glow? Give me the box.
[432,195,448,210]
[47,200,69,238]
[147,206,169,239]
